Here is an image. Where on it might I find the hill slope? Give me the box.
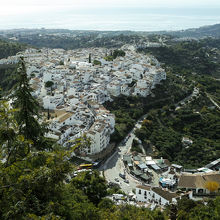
[0,38,26,59]
[169,23,220,38]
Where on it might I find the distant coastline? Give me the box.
[0,7,220,31]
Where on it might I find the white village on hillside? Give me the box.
[1,45,220,210]
[1,45,166,158]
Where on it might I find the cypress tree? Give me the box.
[47,108,50,120]
[89,53,91,63]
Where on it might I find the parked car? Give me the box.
[119,173,125,179]
[108,181,120,188]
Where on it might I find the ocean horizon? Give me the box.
[1,7,220,31]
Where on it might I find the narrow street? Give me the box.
[99,119,144,194]
[206,92,220,110]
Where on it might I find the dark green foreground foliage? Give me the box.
[0,94,166,220]
[166,197,220,220]
[13,58,47,152]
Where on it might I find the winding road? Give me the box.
[99,87,200,194]
[99,118,145,194]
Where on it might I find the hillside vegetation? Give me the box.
[135,94,220,168]
[104,72,193,144]
[0,39,26,93]
[0,64,18,94]
[168,23,220,38]
[0,38,26,59]
[135,38,220,168]
[138,38,220,77]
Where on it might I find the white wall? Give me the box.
[136,187,151,203]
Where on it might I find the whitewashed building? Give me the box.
[136,185,182,207]
[43,94,64,110]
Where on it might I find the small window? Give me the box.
[139,190,141,194]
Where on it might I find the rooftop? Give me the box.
[178,172,220,189]
[151,187,178,202]
[136,185,151,191]
[58,112,74,123]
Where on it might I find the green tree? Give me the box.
[0,99,31,166]
[71,170,107,205]
[45,80,54,88]
[113,49,126,59]
[12,57,46,151]
[93,60,101,66]
[59,60,64,65]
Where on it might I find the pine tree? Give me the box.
[13,57,46,151]
[0,99,32,166]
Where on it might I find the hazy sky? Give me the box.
[1,0,220,31]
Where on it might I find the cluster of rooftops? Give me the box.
[1,45,166,157]
[124,153,220,206]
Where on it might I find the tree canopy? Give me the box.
[12,57,47,151]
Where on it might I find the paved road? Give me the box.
[206,92,220,110]
[99,119,145,194]
[175,87,199,109]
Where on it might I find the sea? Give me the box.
[1,7,220,31]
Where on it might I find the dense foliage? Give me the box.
[0,64,18,95]
[166,197,220,220]
[14,33,143,50]
[112,49,126,59]
[104,72,192,144]
[135,37,220,168]
[0,39,26,59]
[0,99,167,219]
[138,38,220,77]
[135,94,220,168]
[12,58,48,152]
[131,139,142,153]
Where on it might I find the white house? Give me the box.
[85,121,111,155]
[136,185,151,203]
[136,185,182,207]
[121,84,131,96]
[133,86,150,97]
[43,71,53,82]
[178,172,220,195]
[107,82,121,97]
[43,94,64,110]
[67,88,77,97]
